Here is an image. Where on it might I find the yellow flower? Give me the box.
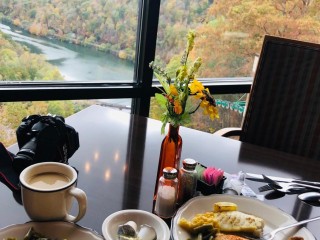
[186,30,196,52]
[169,84,178,96]
[189,79,204,94]
[176,66,188,81]
[174,100,183,114]
[195,92,205,99]
[149,29,219,133]
[201,100,219,120]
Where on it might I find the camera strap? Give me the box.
[0,142,20,192]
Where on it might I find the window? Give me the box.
[0,0,146,146]
[0,0,138,83]
[149,0,320,133]
[2,1,319,139]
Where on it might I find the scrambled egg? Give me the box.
[178,202,264,237]
[179,212,219,233]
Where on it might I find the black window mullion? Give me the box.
[131,0,161,117]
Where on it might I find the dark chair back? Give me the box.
[241,35,320,160]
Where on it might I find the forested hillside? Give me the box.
[1,0,319,78]
[0,0,210,63]
[0,31,63,80]
[193,0,320,77]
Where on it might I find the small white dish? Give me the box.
[102,209,170,240]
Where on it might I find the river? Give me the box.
[0,23,134,106]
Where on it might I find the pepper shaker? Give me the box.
[154,167,178,219]
[177,158,197,206]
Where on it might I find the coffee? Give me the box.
[20,162,87,222]
[28,172,71,190]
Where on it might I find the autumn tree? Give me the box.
[193,0,320,78]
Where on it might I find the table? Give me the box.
[1,105,319,238]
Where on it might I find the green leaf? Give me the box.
[160,113,169,134]
[170,117,180,128]
[180,111,191,125]
[161,121,167,135]
[160,112,168,122]
[185,98,197,112]
[154,72,170,94]
[155,93,167,109]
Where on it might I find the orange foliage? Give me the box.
[118,50,127,59]
[29,24,41,36]
[193,0,320,78]
[13,18,20,26]
[40,27,48,36]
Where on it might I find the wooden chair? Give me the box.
[215,35,320,160]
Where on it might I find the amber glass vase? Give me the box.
[154,123,182,199]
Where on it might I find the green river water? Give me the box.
[0,23,134,82]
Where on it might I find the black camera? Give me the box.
[13,114,80,173]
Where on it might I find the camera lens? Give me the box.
[12,137,37,173]
[12,153,34,173]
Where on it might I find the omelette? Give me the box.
[178,202,264,237]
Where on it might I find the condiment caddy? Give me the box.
[195,163,225,196]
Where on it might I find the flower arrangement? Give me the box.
[149,30,219,134]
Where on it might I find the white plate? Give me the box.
[102,209,170,240]
[171,195,315,240]
[0,221,103,240]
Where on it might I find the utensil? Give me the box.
[298,192,320,207]
[259,184,309,194]
[244,215,320,240]
[258,184,274,192]
[246,173,320,186]
[262,174,320,193]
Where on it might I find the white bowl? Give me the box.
[102,209,170,240]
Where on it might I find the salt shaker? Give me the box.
[177,158,197,206]
[154,167,178,218]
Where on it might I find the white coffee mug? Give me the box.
[19,162,87,222]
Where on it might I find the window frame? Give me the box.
[0,0,251,117]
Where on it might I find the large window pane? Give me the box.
[151,0,320,131]
[0,0,138,82]
[155,0,320,79]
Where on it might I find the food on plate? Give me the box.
[117,221,157,240]
[118,221,138,239]
[136,225,157,240]
[214,211,264,236]
[214,234,304,240]
[214,233,249,240]
[4,227,57,240]
[178,202,264,238]
[213,202,237,212]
